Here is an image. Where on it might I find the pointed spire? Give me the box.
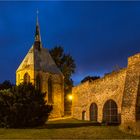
[36,9,39,25]
[34,10,42,50]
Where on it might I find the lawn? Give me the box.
[0,118,139,139]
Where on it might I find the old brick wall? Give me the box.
[72,68,126,122]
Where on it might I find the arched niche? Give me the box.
[36,74,42,91]
[24,73,30,84]
[89,103,98,122]
[103,99,118,124]
[48,76,53,104]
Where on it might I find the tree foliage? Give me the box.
[49,46,76,92]
[81,76,100,83]
[0,83,52,128]
[0,80,13,90]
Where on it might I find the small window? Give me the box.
[24,73,30,83]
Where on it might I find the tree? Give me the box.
[49,46,76,115]
[0,80,13,90]
[0,83,52,128]
[49,46,76,93]
[81,76,100,83]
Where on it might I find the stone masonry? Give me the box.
[72,53,140,125]
[16,17,64,119]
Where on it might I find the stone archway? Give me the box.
[82,111,86,120]
[89,103,98,122]
[103,99,118,124]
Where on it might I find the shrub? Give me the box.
[0,83,52,128]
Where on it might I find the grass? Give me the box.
[0,118,139,139]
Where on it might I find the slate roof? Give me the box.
[16,16,63,75]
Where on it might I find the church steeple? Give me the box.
[34,10,42,50]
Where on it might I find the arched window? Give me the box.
[103,99,118,124]
[36,74,42,91]
[24,73,30,83]
[82,111,86,120]
[136,76,140,121]
[48,76,53,103]
[89,103,98,122]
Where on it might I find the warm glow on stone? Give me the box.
[68,95,73,100]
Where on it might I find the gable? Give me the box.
[16,46,34,72]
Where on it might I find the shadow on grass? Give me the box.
[42,122,101,129]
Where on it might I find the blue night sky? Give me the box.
[0,1,140,85]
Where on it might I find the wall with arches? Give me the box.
[72,53,140,125]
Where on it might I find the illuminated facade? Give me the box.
[72,53,140,128]
[16,16,64,118]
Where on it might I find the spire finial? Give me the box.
[36,9,39,25]
[34,9,42,50]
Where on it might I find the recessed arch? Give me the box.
[82,111,86,120]
[103,99,118,124]
[89,103,98,122]
[36,74,42,91]
[24,73,30,84]
[48,76,53,104]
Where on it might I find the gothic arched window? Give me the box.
[24,73,30,84]
[48,76,53,104]
[36,74,42,91]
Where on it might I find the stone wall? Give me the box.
[120,53,140,132]
[72,68,127,122]
[72,53,140,127]
[16,70,64,119]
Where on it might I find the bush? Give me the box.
[0,80,13,90]
[0,83,52,128]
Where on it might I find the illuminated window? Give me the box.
[90,103,98,122]
[48,76,53,104]
[103,99,118,123]
[24,73,30,83]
